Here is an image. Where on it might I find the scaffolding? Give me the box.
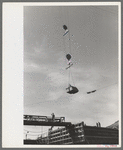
[24,115,71,127]
[36,121,118,145]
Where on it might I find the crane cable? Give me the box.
[62,7,75,87]
[24,129,48,134]
[25,82,118,106]
[87,82,118,94]
[97,82,118,91]
[67,7,73,87]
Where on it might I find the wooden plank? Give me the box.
[24,120,71,126]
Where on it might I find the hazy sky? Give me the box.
[24,5,119,139]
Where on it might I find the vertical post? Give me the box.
[26,131,29,139]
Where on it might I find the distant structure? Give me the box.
[106,121,119,130]
[24,116,119,145]
[35,121,118,145]
[24,114,70,127]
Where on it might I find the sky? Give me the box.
[23,5,119,139]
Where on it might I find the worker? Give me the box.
[96,122,101,127]
[51,113,55,122]
[98,122,101,127]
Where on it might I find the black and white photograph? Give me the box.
[2,2,121,148]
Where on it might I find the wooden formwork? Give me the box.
[36,122,118,145]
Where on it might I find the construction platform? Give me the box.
[24,115,119,145]
[24,120,71,127]
[36,122,118,145]
[24,115,71,127]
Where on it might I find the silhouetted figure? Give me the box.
[96,122,101,127]
[51,113,55,122]
[98,122,101,127]
[82,121,84,126]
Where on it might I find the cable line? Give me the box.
[24,133,40,136]
[87,82,117,94]
[61,7,79,94]
[24,129,48,134]
[98,82,118,91]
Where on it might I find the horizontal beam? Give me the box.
[24,120,71,127]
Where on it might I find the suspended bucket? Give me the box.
[66,54,71,61]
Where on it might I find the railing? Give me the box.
[24,115,65,123]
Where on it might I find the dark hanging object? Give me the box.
[66,85,79,94]
[63,25,68,31]
[87,90,96,94]
[87,91,91,94]
[66,54,71,61]
[91,90,96,93]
